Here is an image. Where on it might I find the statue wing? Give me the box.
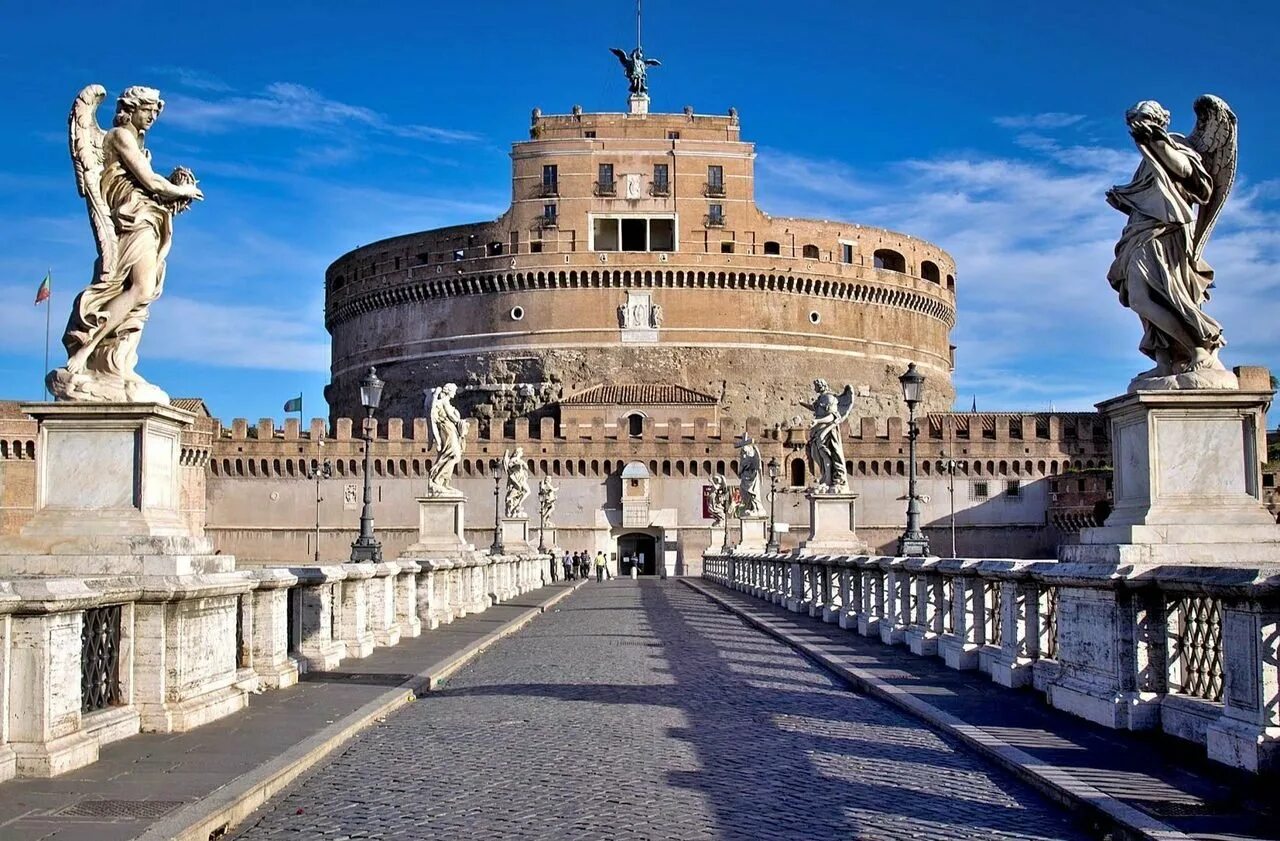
[645,58,662,67]
[610,48,630,69]
[1185,94,1238,263]
[836,385,856,427]
[68,84,116,277]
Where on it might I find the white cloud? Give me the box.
[993,113,1087,130]
[162,82,480,144]
[149,66,233,93]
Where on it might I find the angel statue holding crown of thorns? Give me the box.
[801,379,856,493]
[1105,95,1239,391]
[50,84,203,403]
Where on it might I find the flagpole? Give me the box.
[42,269,51,400]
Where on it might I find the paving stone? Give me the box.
[233,581,1090,840]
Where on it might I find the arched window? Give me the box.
[946,274,956,292]
[802,244,819,259]
[763,241,781,256]
[627,414,644,437]
[790,459,805,487]
[921,260,941,283]
[873,248,906,273]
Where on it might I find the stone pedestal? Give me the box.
[338,563,376,659]
[403,495,473,559]
[628,93,649,115]
[500,516,534,554]
[798,492,869,556]
[1061,389,1280,567]
[735,515,768,554]
[705,526,729,557]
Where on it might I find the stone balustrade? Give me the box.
[0,550,550,782]
[704,550,1280,773]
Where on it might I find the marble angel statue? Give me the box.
[707,474,731,527]
[801,379,855,492]
[1106,95,1238,390]
[735,437,765,517]
[538,476,557,524]
[425,384,467,495]
[50,85,203,403]
[502,447,530,518]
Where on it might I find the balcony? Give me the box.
[649,181,671,197]
[704,213,726,228]
[538,182,559,198]
[704,181,726,198]
[594,180,617,197]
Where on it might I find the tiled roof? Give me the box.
[560,384,719,406]
[171,398,211,417]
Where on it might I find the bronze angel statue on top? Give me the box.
[1106,95,1238,391]
[801,380,856,493]
[50,85,203,403]
[610,46,661,96]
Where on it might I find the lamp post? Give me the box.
[766,456,781,553]
[537,480,548,554]
[490,457,505,556]
[311,448,333,563]
[940,451,959,558]
[349,367,384,563]
[898,363,929,557]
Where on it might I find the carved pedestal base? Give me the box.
[798,492,869,556]
[499,517,534,555]
[402,495,473,560]
[735,516,768,554]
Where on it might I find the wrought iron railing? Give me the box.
[538,182,559,198]
[704,181,726,198]
[82,605,122,713]
[594,180,616,197]
[649,181,670,197]
[1170,595,1224,701]
[985,581,1003,646]
[704,213,725,228]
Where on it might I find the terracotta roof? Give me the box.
[560,384,719,406]
[171,398,211,417]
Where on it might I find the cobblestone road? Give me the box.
[234,581,1092,840]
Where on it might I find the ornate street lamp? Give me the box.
[311,451,333,563]
[940,451,961,558]
[490,457,505,556]
[350,367,384,562]
[537,479,548,554]
[898,363,929,557]
[766,456,781,553]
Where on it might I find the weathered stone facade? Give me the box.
[324,108,957,425]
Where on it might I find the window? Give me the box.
[487,241,503,256]
[1006,480,1021,497]
[873,248,907,272]
[706,165,725,196]
[394,256,401,270]
[972,481,990,500]
[628,414,644,436]
[790,459,805,487]
[802,244,819,259]
[921,260,941,283]
[706,204,724,226]
[596,163,615,196]
[592,216,675,252]
[594,218,619,251]
[652,163,670,195]
[541,164,558,195]
[530,240,543,253]
[649,218,675,251]
[721,241,734,254]
[542,204,557,226]
[840,243,854,264]
[584,130,596,138]
[621,218,647,250]
[667,130,680,140]
[763,241,781,256]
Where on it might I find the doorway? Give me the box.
[617,532,657,576]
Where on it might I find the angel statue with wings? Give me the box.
[50,85,203,403]
[802,379,855,493]
[1106,95,1239,391]
[502,448,530,518]
[538,476,558,525]
[734,437,766,517]
[707,474,731,527]
[425,384,468,496]
[610,46,661,96]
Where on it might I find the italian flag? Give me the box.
[33,271,50,305]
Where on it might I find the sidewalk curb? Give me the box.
[683,580,1192,841]
[140,580,587,841]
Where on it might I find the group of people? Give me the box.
[551,550,609,583]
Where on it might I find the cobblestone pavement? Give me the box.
[233,581,1093,840]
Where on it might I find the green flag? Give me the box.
[283,395,302,414]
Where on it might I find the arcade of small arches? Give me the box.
[207,452,1107,483]
[0,439,35,460]
[325,266,956,329]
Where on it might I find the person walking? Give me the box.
[563,551,574,582]
[577,551,589,581]
[595,550,607,582]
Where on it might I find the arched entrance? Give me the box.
[617,532,657,576]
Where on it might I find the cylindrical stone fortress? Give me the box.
[325,109,956,424]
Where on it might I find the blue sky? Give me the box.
[2,0,1277,423]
